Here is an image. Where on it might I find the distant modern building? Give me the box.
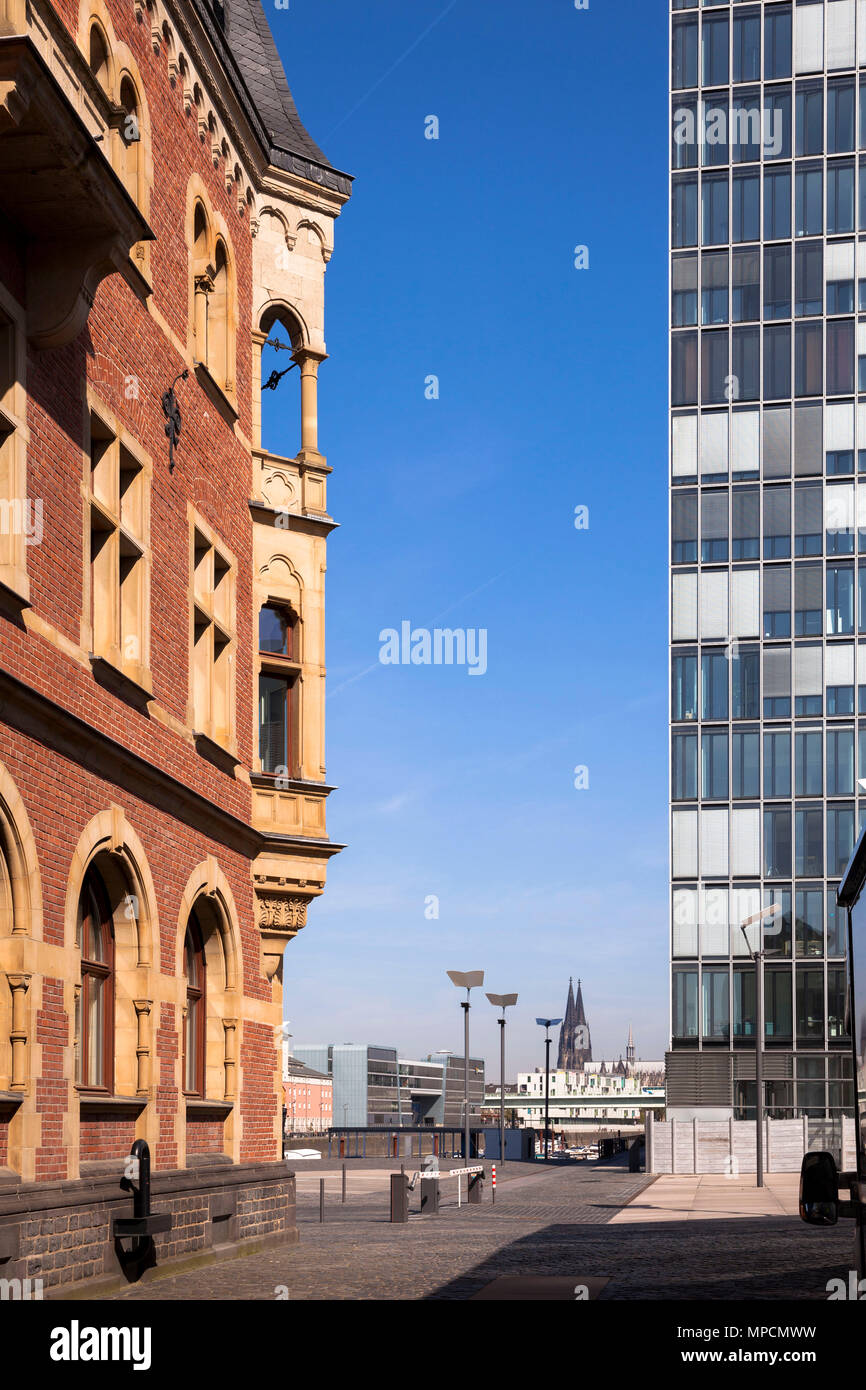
[293,1043,484,1128]
[283,1057,333,1135]
[429,1054,486,1129]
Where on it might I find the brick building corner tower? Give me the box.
[0,0,351,1291]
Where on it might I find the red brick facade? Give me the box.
[0,0,349,1288]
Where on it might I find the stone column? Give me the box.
[295,350,326,462]
[194,274,212,363]
[223,1017,238,1101]
[6,972,30,1090]
[252,329,266,452]
[133,998,152,1095]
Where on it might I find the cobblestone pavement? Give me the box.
[99,1162,852,1301]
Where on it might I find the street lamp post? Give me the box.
[536,1017,563,1161]
[740,903,780,1189]
[447,971,484,1161]
[487,993,518,1165]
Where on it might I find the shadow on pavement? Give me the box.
[424,1216,852,1301]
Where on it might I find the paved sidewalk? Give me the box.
[96,1161,851,1301]
[611,1173,799,1223]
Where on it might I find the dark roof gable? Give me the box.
[192,0,352,196]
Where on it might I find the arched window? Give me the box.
[118,75,141,202]
[77,866,114,1091]
[183,910,206,1096]
[192,201,211,364]
[210,239,229,389]
[258,603,299,776]
[88,22,110,91]
[259,304,303,457]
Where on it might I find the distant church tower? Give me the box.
[557,977,592,1070]
[626,1023,635,1074]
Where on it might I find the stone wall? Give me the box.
[0,1159,295,1294]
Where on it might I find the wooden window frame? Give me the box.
[78,867,115,1094]
[189,512,237,753]
[85,403,152,693]
[257,601,301,778]
[182,910,206,1099]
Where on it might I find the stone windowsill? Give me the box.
[185,1098,233,1116]
[78,1093,148,1114]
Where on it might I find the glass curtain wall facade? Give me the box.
[670,0,861,1116]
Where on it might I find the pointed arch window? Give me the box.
[183,910,206,1096]
[210,239,229,388]
[77,866,114,1091]
[118,75,141,203]
[88,22,111,92]
[190,202,234,397]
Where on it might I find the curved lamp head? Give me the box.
[487,993,518,1010]
[536,1017,563,1030]
[447,970,485,991]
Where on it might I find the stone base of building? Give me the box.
[0,1159,295,1295]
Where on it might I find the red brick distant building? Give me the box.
[283,1057,332,1136]
[0,0,350,1291]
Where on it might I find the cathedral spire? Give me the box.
[557,975,592,1070]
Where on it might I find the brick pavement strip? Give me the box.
[98,1163,852,1302]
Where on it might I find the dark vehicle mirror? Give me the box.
[799,1150,839,1226]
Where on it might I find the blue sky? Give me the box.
[264,0,670,1074]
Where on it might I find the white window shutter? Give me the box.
[701,412,729,478]
[700,807,729,878]
[858,322,866,357]
[700,570,729,638]
[731,569,759,637]
[825,402,854,451]
[794,643,822,695]
[826,643,855,687]
[731,808,761,877]
[827,0,856,67]
[797,0,825,70]
[672,571,698,640]
[673,810,698,878]
[825,482,855,536]
[672,888,698,957]
[825,240,855,283]
[858,641,866,686]
[672,414,698,478]
[731,410,760,475]
[700,887,729,956]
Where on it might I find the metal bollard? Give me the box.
[342,1162,347,1203]
[468,1171,484,1205]
[319,1177,325,1223]
[420,1178,439,1216]
[390,1171,409,1223]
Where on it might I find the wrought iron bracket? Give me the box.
[161,368,189,472]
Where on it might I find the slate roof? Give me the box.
[285,1057,331,1083]
[192,0,352,196]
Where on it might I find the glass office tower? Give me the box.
[669,0,860,1118]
